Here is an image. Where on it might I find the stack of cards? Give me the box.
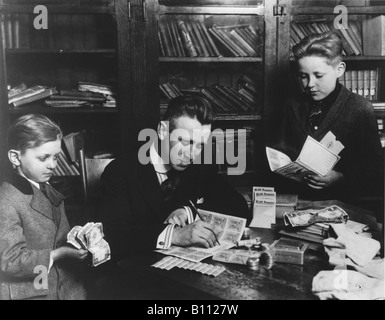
[250,186,276,229]
[151,256,226,277]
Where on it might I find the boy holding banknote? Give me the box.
[0,114,87,300]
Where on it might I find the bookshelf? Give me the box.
[155,0,281,185]
[285,0,385,147]
[0,0,121,196]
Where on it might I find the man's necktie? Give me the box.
[160,170,181,202]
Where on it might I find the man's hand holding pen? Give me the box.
[171,220,220,249]
[164,203,221,248]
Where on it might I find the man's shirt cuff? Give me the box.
[156,224,177,249]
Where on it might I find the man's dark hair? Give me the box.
[163,95,214,130]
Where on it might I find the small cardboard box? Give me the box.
[271,238,309,265]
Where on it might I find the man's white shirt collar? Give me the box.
[150,142,171,174]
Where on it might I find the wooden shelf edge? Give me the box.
[159,4,265,15]
[8,106,118,115]
[292,6,385,15]
[5,49,116,55]
[160,57,262,63]
[290,56,385,62]
[0,4,114,14]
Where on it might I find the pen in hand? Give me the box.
[189,200,221,246]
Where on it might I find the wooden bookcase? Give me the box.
[7,0,382,192]
[0,0,288,188]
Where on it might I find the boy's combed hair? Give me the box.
[7,114,63,154]
[164,95,214,130]
[292,31,343,64]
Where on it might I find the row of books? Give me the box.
[1,13,114,50]
[53,150,80,177]
[158,19,261,58]
[8,84,58,107]
[338,69,380,101]
[160,75,258,115]
[292,16,385,57]
[291,20,363,56]
[7,82,116,108]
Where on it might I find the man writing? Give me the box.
[98,96,249,261]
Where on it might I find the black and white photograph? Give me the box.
[0,0,384,306]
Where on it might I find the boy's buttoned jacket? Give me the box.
[0,174,86,300]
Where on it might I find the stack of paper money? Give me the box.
[152,256,226,277]
[250,186,276,229]
[283,205,349,228]
[67,222,111,267]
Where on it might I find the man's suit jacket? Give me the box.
[0,174,86,300]
[97,155,250,261]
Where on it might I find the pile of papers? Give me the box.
[67,222,111,267]
[152,256,226,277]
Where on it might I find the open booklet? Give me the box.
[266,131,344,183]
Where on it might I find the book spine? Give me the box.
[200,88,228,114]
[185,20,202,56]
[13,88,58,107]
[198,20,222,57]
[351,70,358,94]
[165,21,177,57]
[195,19,214,57]
[220,29,248,57]
[191,20,210,57]
[158,30,165,57]
[363,70,370,99]
[177,20,198,57]
[344,70,352,92]
[209,27,239,57]
[357,70,364,96]
[230,29,257,56]
[159,22,174,57]
[370,69,378,101]
[340,27,361,56]
[171,20,185,57]
[57,152,73,176]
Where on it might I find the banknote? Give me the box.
[76,222,95,250]
[283,205,349,227]
[85,222,104,248]
[88,238,111,267]
[67,226,83,250]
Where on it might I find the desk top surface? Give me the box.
[117,200,382,300]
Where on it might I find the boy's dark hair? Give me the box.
[7,114,63,154]
[163,95,214,130]
[292,31,343,65]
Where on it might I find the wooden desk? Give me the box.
[117,201,382,300]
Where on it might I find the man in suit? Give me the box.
[97,95,250,261]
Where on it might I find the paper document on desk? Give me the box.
[156,210,247,262]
